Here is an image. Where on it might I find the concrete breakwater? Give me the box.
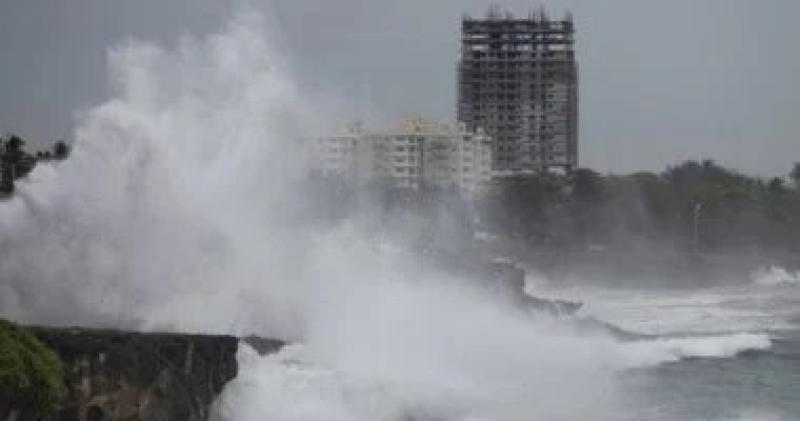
[1,325,284,421]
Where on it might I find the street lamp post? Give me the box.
[693,202,702,250]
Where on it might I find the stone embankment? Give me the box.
[1,325,284,421]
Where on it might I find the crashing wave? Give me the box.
[618,332,772,368]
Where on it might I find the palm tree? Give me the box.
[0,136,18,194]
[53,140,70,160]
[790,163,800,189]
[0,135,36,194]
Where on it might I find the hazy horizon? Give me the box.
[1,0,798,176]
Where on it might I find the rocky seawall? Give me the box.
[1,325,284,421]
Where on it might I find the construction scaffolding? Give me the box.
[457,7,578,173]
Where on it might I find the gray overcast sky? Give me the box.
[1,0,798,175]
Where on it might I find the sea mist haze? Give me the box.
[0,7,798,421]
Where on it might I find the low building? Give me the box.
[306,119,493,199]
[306,123,362,181]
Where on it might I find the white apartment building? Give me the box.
[306,119,493,199]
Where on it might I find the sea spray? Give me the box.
[0,10,316,335]
[0,7,780,421]
[618,333,772,368]
[0,9,629,420]
[751,266,800,286]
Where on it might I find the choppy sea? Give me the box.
[544,266,800,421]
[213,266,800,421]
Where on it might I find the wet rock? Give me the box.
[6,326,243,421]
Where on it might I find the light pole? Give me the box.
[692,202,702,250]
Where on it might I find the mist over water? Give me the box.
[0,9,790,421]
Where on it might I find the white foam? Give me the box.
[727,410,788,421]
[215,328,773,421]
[751,265,800,286]
[534,282,799,335]
[618,333,772,368]
[213,345,401,421]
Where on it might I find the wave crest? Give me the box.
[751,266,800,286]
[619,333,772,368]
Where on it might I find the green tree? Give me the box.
[0,320,67,417]
[569,168,604,202]
[53,140,70,160]
[482,173,566,243]
[768,177,785,194]
[0,135,37,194]
[0,136,18,194]
[6,135,24,155]
[790,162,800,189]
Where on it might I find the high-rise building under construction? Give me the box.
[457,6,578,173]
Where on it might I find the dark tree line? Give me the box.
[298,160,800,261]
[478,160,800,256]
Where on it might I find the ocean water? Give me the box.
[620,331,800,421]
[539,267,800,421]
[212,268,800,421]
